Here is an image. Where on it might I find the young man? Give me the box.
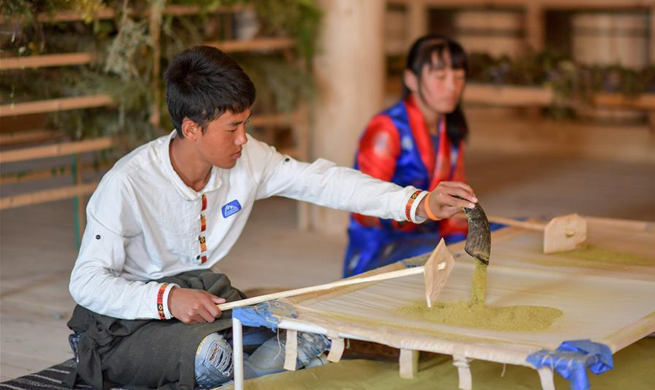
[66,46,478,389]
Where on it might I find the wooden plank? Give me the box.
[0,4,245,24]
[0,52,94,70]
[389,0,652,10]
[0,137,114,164]
[0,160,113,185]
[464,84,655,110]
[464,84,553,107]
[0,95,114,117]
[0,182,98,210]
[249,113,291,127]
[593,93,655,110]
[206,38,296,53]
[0,130,60,146]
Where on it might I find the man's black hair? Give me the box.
[402,35,469,145]
[164,45,256,137]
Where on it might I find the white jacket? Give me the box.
[69,131,427,320]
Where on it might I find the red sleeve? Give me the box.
[353,115,401,227]
[356,115,401,182]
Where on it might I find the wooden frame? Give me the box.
[230,216,655,390]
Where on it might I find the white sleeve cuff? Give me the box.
[162,283,178,320]
[410,191,429,224]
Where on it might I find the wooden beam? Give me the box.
[651,4,655,65]
[249,113,292,127]
[0,130,61,146]
[205,38,295,53]
[593,93,655,110]
[0,4,246,24]
[464,84,553,107]
[0,137,115,164]
[0,182,99,210]
[525,4,545,52]
[0,160,113,185]
[0,95,114,117]
[0,53,94,70]
[389,0,651,10]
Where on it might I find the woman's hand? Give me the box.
[168,287,226,324]
[417,182,477,220]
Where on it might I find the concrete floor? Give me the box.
[2,138,655,380]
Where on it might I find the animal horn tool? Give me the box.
[219,239,455,311]
[488,214,587,254]
[462,201,491,266]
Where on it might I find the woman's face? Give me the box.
[406,50,466,114]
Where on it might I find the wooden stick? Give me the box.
[0,4,245,24]
[0,160,113,185]
[0,130,61,146]
[249,113,291,127]
[488,216,545,231]
[205,38,295,53]
[0,137,114,164]
[0,95,114,117]
[0,182,98,210]
[0,53,95,70]
[218,267,425,311]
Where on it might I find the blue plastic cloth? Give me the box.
[232,300,297,331]
[527,340,614,390]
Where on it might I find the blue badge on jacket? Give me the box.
[222,200,242,218]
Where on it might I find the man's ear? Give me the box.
[403,70,419,93]
[181,118,200,141]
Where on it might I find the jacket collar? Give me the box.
[160,130,223,201]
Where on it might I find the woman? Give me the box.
[344,35,470,277]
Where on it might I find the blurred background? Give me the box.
[1,0,654,380]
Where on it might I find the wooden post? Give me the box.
[149,0,163,131]
[311,0,385,234]
[72,154,86,247]
[525,4,545,53]
[407,0,428,45]
[649,4,655,132]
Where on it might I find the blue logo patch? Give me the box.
[222,200,242,218]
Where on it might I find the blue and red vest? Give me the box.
[343,94,467,277]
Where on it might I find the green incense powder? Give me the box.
[398,301,563,332]
[558,244,652,266]
[470,261,488,305]
[399,261,562,332]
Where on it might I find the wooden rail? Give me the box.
[0,182,99,210]
[206,38,296,53]
[0,95,114,117]
[0,137,115,164]
[462,84,655,110]
[0,4,245,24]
[0,53,94,70]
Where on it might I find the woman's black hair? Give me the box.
[164,46,256,137]
[402,35,469,145]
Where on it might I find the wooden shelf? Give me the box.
[205,38,296,53]
[0,160,113,185]
[0,4,245,24]
[0,182,99,210]
[0,95,114,117]
[249,112,293,127]
[0,53,94,70]
[463,84,655,110]
[0,130,62,147]
[464,84,554,107]
[388,0,652,10]
[0,137,115,164]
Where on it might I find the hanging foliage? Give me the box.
[1,0,321,146]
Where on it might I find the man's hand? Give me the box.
[417,181,478,220]
[168,287,226,324]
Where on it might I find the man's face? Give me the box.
[417,51,466,114]
[195,108,251,169]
